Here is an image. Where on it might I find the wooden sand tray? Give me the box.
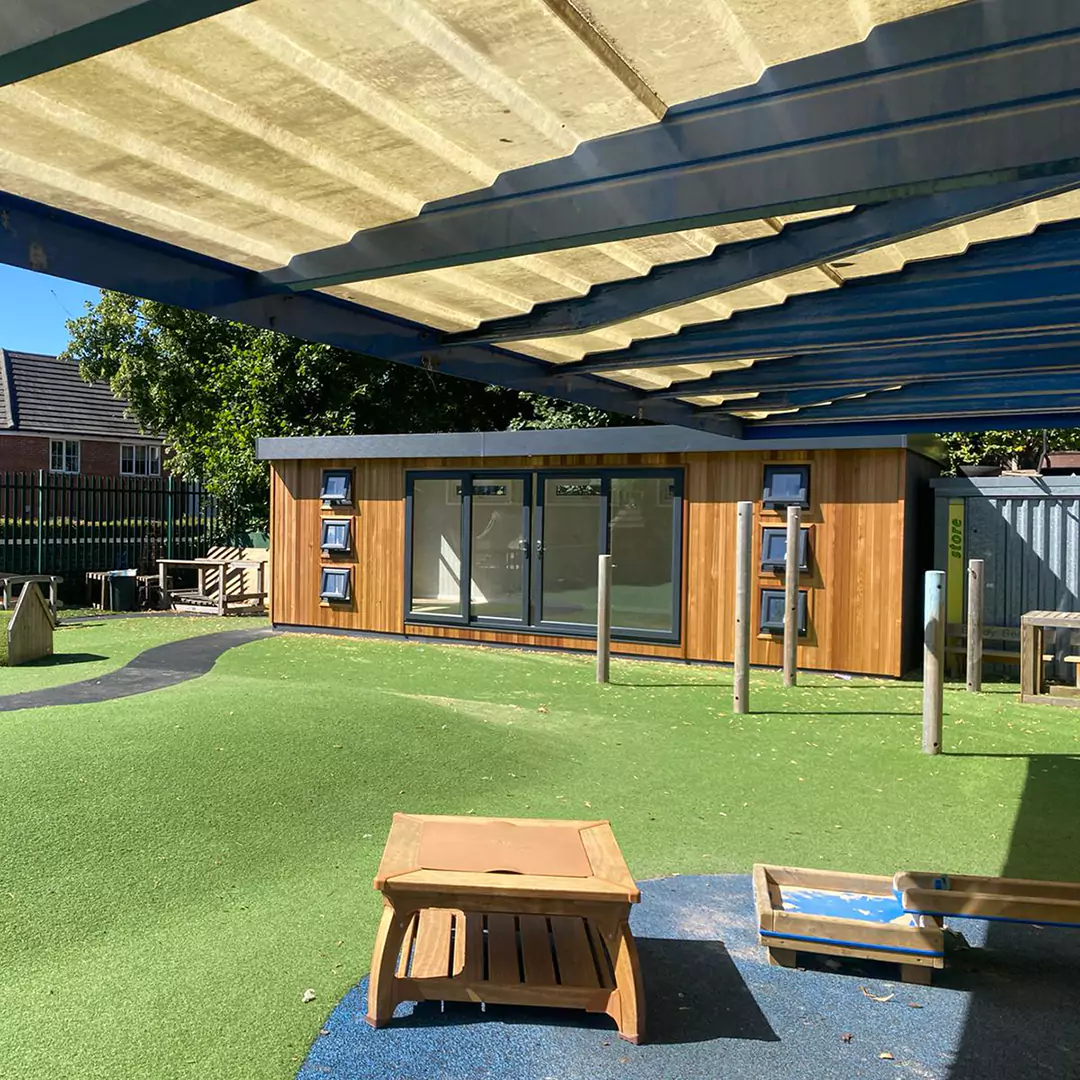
[753,864,945,984]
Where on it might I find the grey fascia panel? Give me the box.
[931,476,1080,499]
[257,426,925,461]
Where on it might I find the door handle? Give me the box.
[535,539,543,559]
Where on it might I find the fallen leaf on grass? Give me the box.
[860,987,895,1002]
[879,1052,895,1060]
[302,989,316,1003]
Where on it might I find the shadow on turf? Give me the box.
[21,651,107,666]
[396,937,777,1046]
[947,753,1080,1080]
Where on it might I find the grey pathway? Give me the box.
[0,628,276,712]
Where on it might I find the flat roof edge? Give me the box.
[257,426,938,461]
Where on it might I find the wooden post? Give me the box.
[783,505,801,687]
[158,561,170,610]
[923,570,945,755]
[734,501,753,714]
[966,558,984,693]
[218,563,227,616]
[596,553,612,683]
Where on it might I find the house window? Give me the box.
[761,527,810,571]
[321,519,351,553]
[760,588,808,635]
[405,469,684,642]
[120,443,161,476]
[50,439,80,474]
[762,464,810,510]
[321,469,353,505]
[320,567,351,601]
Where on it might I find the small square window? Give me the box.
[760,588,808,635]
[761,527,810,571]
[321,469,353,504]
[320,567,351,601]
[321,519,351,552]
[763,464,809,510]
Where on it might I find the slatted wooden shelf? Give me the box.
[393,908,616,1007]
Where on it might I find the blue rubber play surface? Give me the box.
[297,874,1080,1080]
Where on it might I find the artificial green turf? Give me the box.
[0,614,261,694]
[1,627,1079,1079]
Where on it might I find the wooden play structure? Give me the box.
[0,574,61,618]
[753,865,944,984]
[755,863,1080,983]
[5,581,54,666]
[157,555,267,615]
[368,813,645,1043]
[1020,610,1080,706]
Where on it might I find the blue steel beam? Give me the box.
[741,412,1080,440]
[261,0,1080,290]
[0,192,738,435]
[736,373,1080,424]
[651,340,1080,398]
[566,223,1080,372]
[443,177,1080,345]
[0,1,256,86]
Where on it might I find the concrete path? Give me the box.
[0,628,275,712]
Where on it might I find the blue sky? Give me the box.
[0,265,99,355]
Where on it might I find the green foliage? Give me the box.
[938,428,1080,473]
[64,293,626,527]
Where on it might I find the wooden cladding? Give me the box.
[269,447,920,676]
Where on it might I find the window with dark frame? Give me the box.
[762,463,810,509]
[405,468,683,643]
[759,588,808,634]
[760,526,810,571]
[321,519,351,552]
[320,469,352,504]
[320,566,351,601]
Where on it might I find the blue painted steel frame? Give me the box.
[263,0,1080,290]
[0,1,256,87]
[0,191,740,436]
[445,177,1080,345]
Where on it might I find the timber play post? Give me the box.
[783,504,801,687]
[923,570,945,754]
[734,501,753,714]
[966,558,985,693]
[597,553,612,684]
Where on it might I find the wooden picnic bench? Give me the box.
[0,574,61,618]
[157,558,267,616]
[368,813,645,1043]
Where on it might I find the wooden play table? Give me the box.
[367,813,645,1042]
[1020,610,1080,705]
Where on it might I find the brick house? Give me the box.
[0,349,165,477]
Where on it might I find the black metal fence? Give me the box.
[0,471,228,576]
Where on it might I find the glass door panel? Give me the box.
[409,477,464,617]
[610,476,676,633]
[537,476,603,627]
[469,477,529,623]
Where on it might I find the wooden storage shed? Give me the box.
[258,427,941,677]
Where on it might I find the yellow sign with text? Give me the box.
[946,498,965,624]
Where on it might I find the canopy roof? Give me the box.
[2,0,1079,438]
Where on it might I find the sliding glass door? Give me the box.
[406,468,683,643]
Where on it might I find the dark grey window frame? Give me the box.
[320,468,353,506]
[760,526,810,571]
[759,588,808,634]
[321,518,352,553]
[763,463,810,510]
[404,467,684,645]
[320,566,351,601]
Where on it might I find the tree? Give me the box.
[937,428,1080,473]
[63,292,627,525]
